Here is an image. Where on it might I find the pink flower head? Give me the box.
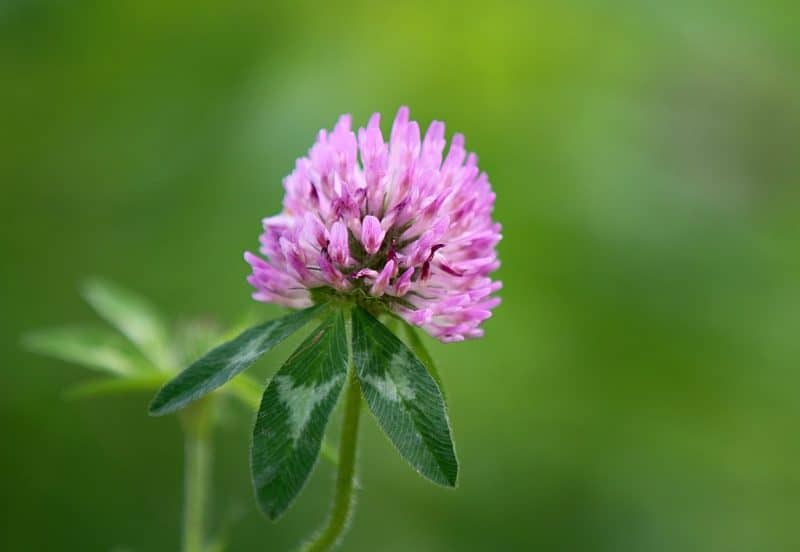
[245,107,502,342]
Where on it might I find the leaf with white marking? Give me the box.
[149,305,324,416]
[352,306,458,487]
[251,309,348,519]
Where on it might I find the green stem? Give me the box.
[302,365,362,552]
[180,398,213,552]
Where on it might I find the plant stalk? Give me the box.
[180,397,213,552]
[302,364,362,551]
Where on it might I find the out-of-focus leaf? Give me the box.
[149,305,324,416]
[176,318,224,365]
[81,278,175,372]
[352,306,458,487]
[64,374,169,400]
[402,322,447,402]
[204,538,226,552]
[22,326,149,376]
[251,309,348,520]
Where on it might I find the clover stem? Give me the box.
[180,397,213,552]
[302,345,362,551]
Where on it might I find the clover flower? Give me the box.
[152,108,502,549]
[245,107,501,342]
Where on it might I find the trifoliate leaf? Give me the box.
[149,305,324,416]
[352,306,458,487]
[82,278,175,372]
[22,326,149,376]
[251,308,348,519]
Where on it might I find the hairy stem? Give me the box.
[180,397,213,552]
[302,360,362,551]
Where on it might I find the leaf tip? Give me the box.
[265,509,282,522]
[431,462,459,488]
[253,493,286,522]
[147,392,176,416]
[79,275,106,300]
[19,329,54,353]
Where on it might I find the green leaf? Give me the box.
[82,278,175,371]
[64,374,168,400]
[402,321,447,402]
[22,326,149,376]
[352,306,458,487]
[176,318,225,367]
[224,372,339,466]
[251,308,348,519]
[149,305,324,416]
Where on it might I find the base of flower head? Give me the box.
[309,285,413,319]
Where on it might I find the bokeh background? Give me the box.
[2,1,800,550]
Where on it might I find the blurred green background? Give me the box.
[2,1,799,550]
